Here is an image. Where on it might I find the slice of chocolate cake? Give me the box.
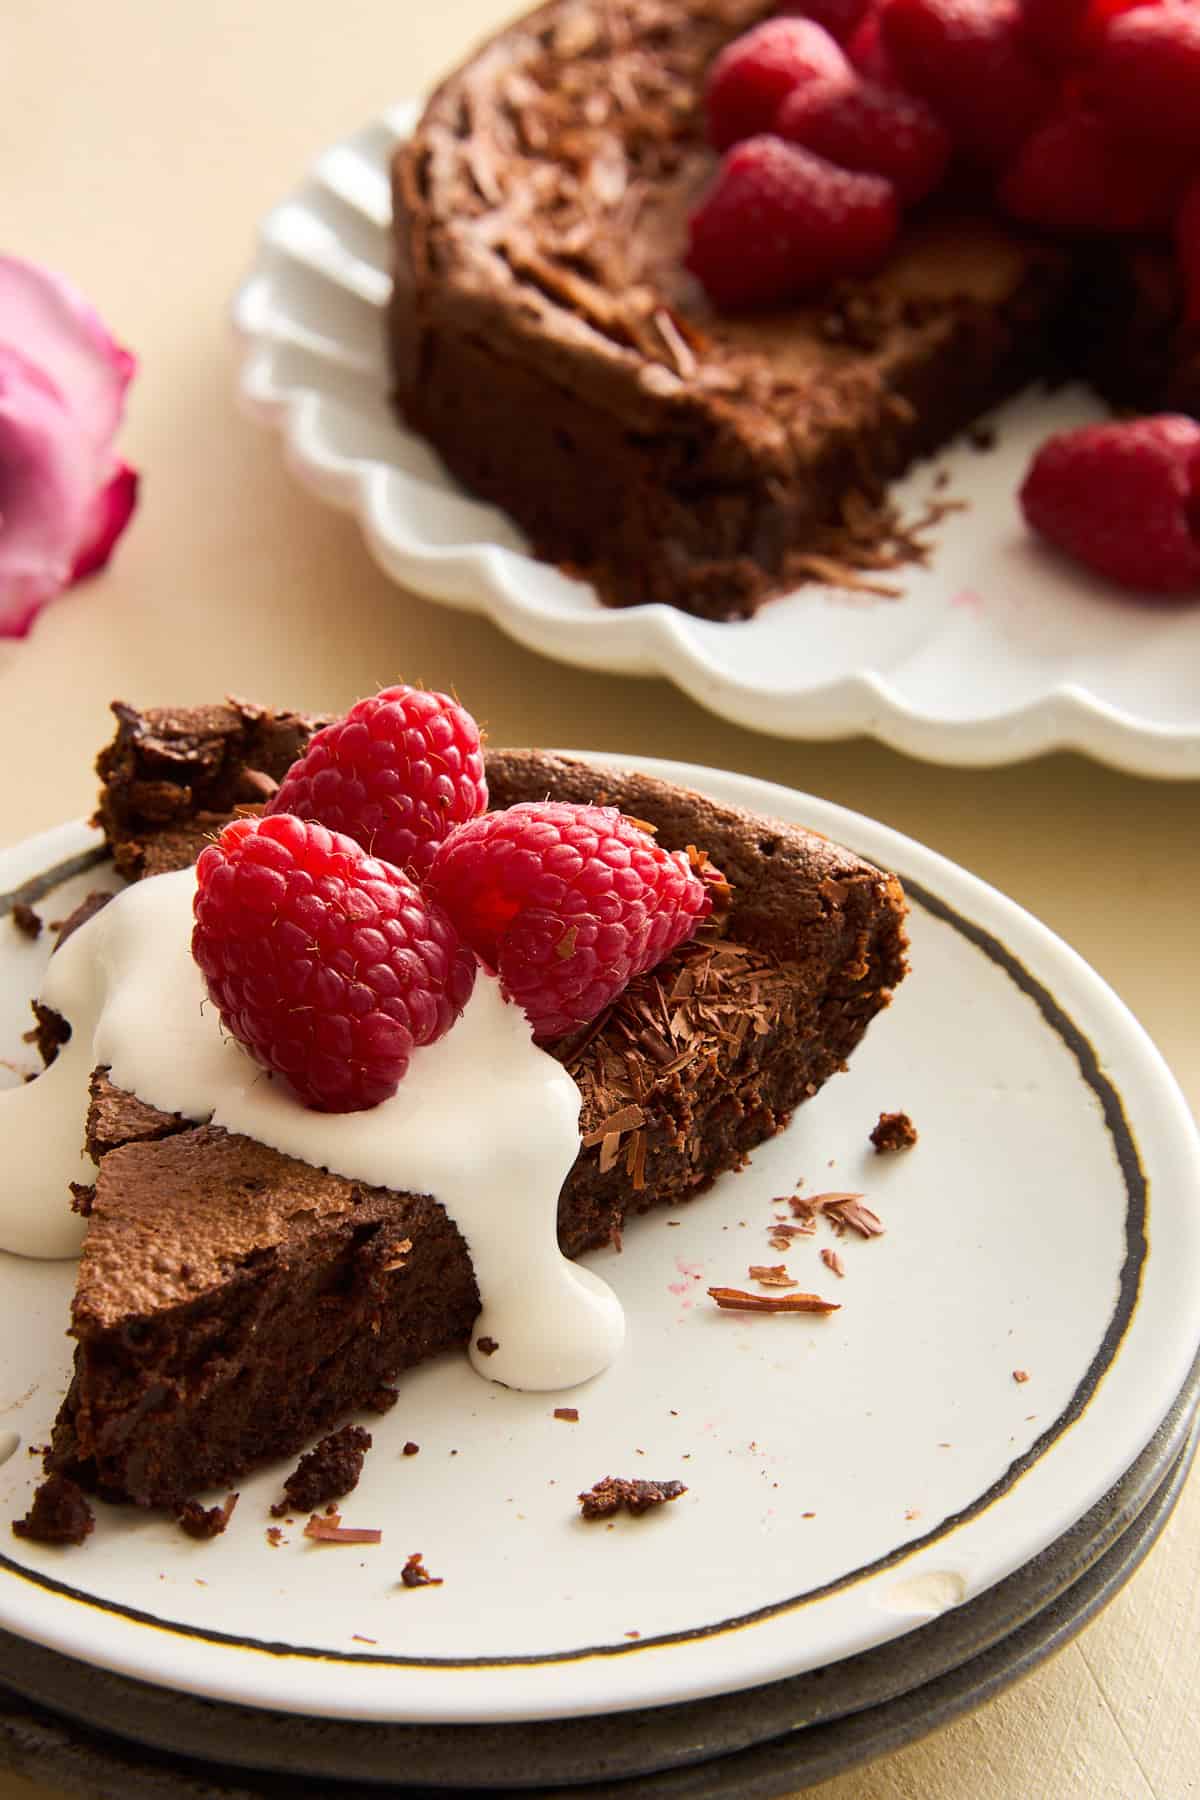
[44,702,906,1508]
[389,0,1074,619]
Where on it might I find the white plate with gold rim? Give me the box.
[1,757,1198,1726]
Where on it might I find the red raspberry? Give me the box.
[1019,415,1200,595]
[192,814,476,1112]
[1177,178,1200,327]
[1000,109,1186,234]
[1017,0,1096,67]
[264,686,486,881]
[686,136,898,310]
[880,0,1055,168]
[426,803,718,1042]
[1084,6,1200,154]
[704,18,850,151]
[777,0,872,45]
[845,8,902,82]
[776,72,951,205]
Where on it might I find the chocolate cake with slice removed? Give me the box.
[44,701,906,1508]
[390,0,1200,618]
[389,0,1077,619]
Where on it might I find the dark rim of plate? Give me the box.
[2,1395,1195,1799]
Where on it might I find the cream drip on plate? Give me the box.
[0,870,624,1390]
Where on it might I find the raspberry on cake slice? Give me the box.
[34,698,907,1512]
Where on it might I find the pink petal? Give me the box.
[0,256,134,457]
[70,460,139,583]
[0,346,97,638]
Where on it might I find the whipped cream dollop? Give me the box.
[0,870,624,1390]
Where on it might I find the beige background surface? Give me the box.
[1,1,1198,1795]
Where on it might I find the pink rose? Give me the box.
[0,256,138,637]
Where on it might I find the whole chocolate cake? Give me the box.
[389,0,1199,618]
[40,700,907,1509]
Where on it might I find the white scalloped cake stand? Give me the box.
[232,103,1200,777]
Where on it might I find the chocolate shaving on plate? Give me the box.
[748,1264,798,1288]
[825,1196,885,1239]
[303,1516,382,1545]
[708,1286,840,1315]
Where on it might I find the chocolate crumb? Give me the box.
[821,1248,846,1278]
[708,1286,839,1315]
[625,1629,641,1639]
[402,1441,420,1457]
[12,1474,94,1546]
[476,1336,500,1356]
[266,1526,284,1547]
[175,1493,239,1540]
[352,1634,378,1644]
[11,903,41,940]
[272,1425,371,1516]
[554,1407,580,1422]
[578,1477,687,1519]
[365,1385,399,1414]
[1013,1369,1031,1384]
[905,1507,921,1521]
[870,1111,918,1153]
[400,1550,443,1588]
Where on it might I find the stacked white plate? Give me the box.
[2,760,1198,1795]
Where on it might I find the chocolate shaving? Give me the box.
[1013,1369,1031,1384]
[821,1248,845,1278]
[748,1263,798,1288]
[578,1476,687,1519]
[380,1236,413,1273]
[582,1102,646,1146]
[303,1516,382,1544]
[708,1286,839,1315]
[554,1407,580,1422]
[400,1551,443,1587]
[266,1526,284,1546]
[825,1196,885,1238]
[175,1492,238,1540]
